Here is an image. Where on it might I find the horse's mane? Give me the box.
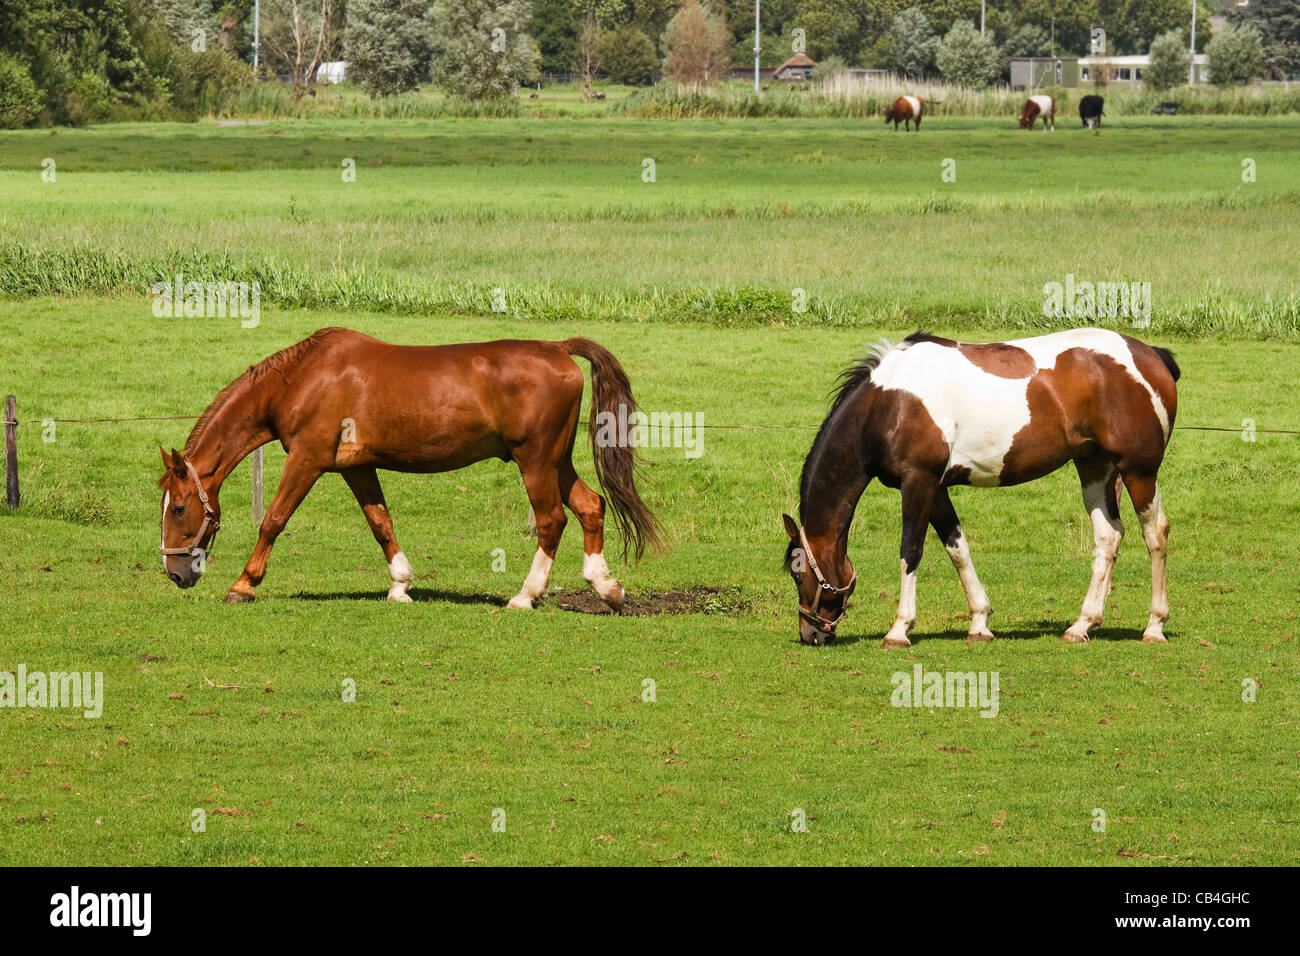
[181,328,344,458]
[794,331,933,524]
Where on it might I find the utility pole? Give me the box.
[253,0,260,72]
[980,1,985,37]
[1189,0,1198,85]
[754,1,761,93]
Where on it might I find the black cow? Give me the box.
[1079,95,1105,129]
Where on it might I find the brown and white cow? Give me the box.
[884,95,925,131]
[1019,94,1055,130]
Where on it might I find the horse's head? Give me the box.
[883,106,895,123]
[157,446,221,589]
[782,514,856,646]
[1019,103,1037,128]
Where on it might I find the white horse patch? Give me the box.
[870,329,1167,485]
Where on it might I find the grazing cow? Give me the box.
[1019,94,1055,131]
[1079,94,1104,128]
[884,95,925,131]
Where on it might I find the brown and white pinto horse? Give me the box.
[158,328,660,608]
[783,328,1179,648]
[1019,94,1055,130]
[884,95,925,131]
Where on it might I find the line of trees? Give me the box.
[3,0,1297,126]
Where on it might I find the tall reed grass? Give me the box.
[617,76,1300,119]
[3,240,1294,340]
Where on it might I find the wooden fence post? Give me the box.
[4,395,17,510]
[251,446,264,525]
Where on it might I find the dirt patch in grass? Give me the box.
[554,586,748,616]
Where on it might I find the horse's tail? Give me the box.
[1151,345,1181,382]
[563,338,663,561]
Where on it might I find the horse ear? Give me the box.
[782,513,799,541]
[159,445,171,472]
[169,448,186,475]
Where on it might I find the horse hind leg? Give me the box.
[1123,473,1170,643]
[1063,457,1123,643]
[342,467,412,602]
[560,459,623,611]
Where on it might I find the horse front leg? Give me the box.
[342,467,413,602]
[884,475,936,648]
[223,455,323,603]
[930,488,994,643]
[1063,458,1123,642]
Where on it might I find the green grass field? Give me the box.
[0,116,1297,865]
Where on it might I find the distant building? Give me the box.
[1010,54,1211,88]
[316,61,347,84]
[1009,57,1080,90]
[773,53,816,81]
[1079,54,1210,86]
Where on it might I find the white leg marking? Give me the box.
[945,529,993,639]
[883,558,917,647]
[582,551,624,610]
[507,547,554,610]
[1065,479,1123,642]
[387,551,414,603]
[1137,486,1170,643]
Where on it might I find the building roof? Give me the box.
[774,53,816,73]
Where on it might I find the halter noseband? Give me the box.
[796,527,856,636]
[160,458,219,568]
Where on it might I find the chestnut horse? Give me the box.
[884,95,925,131]
[158,328,660,608]
[1019,94,1055,130]
[783,328,1179,648]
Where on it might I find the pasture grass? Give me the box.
[0,300,1297,866]
[0,118,1297,338]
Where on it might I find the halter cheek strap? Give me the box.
[160,459,220,567]
[797,527,856,635]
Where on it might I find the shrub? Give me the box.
[0,54,41,128]
[600,25,657,86]
[1146,30,1191,91]
[1207,24,1265,85]
[935,20,1000,89]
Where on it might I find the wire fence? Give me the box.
[4,397,1296,519]
[4,413,1299,434]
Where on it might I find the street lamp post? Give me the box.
[253,0,260,72]
[755,1,761,93]
[1189,0,1198,85]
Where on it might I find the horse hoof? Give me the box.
[387,591,413,603]
[881,636,912,649]
[506,595,533,610]
[1141,632,1168,644]
[966,630,994,644]
[1061,630,1090,644]
[223,590,255,604]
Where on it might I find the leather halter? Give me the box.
[796,526,856,636]
[160,458,219,568]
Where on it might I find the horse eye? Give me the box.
[171,505,186,517]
